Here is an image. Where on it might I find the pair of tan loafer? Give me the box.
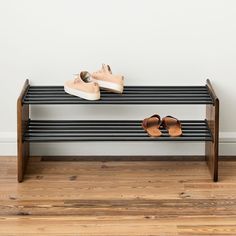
[142,115,182,137]
[64,64,124,100]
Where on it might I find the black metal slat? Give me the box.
[27,125,208,128]
[27,89,209,92]
[27,121,209,131]
[25,131,211,136]
[29,85,208,89]
[28,119,206,123]
[25,137,212,142]
[25,93,209,99]
[28,88,208,91]
[26,130,210,135]
[28,123,207,127]
[25,93,212,99]
[25,131,211,137]
[29,90,208,93]
[27,124,208,128]
[29,120,206,124]
[24,101,213,105]
[26,92,210,97]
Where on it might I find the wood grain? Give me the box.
[0,157,236,235]
[206,79,219,182]
[17,79,30,182]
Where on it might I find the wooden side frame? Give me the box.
[205,79,219,182]
[17,79,30,182]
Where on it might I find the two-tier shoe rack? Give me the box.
[17,79,219,182]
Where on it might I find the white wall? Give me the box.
[0,0,236,156]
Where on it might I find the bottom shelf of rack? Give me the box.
[23,120,213,142]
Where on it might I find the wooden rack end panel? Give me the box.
[205,79,219,182]
[17,79,30,182]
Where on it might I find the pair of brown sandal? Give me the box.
[142,115,182,137]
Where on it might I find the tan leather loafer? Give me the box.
[64,72,100,100]
[91,64,124,93]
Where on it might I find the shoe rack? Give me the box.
[17,79,219,182]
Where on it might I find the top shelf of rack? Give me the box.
[21,80,217,105]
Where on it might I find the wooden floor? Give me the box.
[1,157,236,235]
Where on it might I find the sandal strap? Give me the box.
[161,116,181,128]
[142,114,161,130]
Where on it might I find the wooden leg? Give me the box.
[205,99,219,182]
[17,103,30,182]
[17,80,30,182]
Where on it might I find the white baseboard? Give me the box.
[0,132,235,156]
[0,132,17,156]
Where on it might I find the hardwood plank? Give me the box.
[0,156,236,235]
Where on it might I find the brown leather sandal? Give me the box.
[162,116,182,137]
[142,114,162,137]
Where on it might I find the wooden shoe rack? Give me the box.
[17,79,219,182]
